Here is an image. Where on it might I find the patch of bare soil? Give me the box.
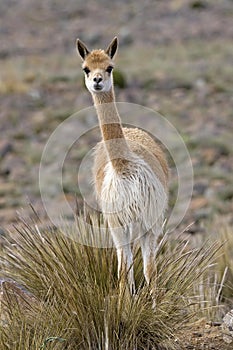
[177,320,232,350]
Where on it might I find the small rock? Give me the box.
[28,88,41,101]
[222,309,233,344]
[210,321,222,327]
[0,167,10,177]
[0,227,6,246]
[0,140,13,158]
[1,155,26,180]
[0,227,6,236]
[193,181,208,196]
[192,332,203,337]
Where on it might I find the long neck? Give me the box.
[92,88,130,164]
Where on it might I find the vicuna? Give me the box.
[76,37,169,294]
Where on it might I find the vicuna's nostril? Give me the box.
[93,76,102,83]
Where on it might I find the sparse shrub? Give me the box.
[113,69,127,89]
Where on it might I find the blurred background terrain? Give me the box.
[0,0,232,233]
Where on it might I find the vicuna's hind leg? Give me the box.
[110,225,135,295]
[140,226,161,286]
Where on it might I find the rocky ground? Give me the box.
[0,0,233,348]
[177,321,232,350]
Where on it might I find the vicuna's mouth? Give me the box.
[94,84,103,91]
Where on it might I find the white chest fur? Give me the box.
[100,158,167,231]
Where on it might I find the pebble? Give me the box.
[193,181,208,196]
[0,226,5,234]
[0,140,13,158]
[222,309,233,344]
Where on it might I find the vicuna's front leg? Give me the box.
[110,225,135,295]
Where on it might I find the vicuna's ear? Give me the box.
[106,37,118,59]
[76,39,90,60]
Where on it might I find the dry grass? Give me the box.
[188,218,233,321]
[0,215,226,350]
[203,219,233,304]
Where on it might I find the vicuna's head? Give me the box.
[76,37,118,93]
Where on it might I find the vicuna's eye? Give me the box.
[106,66,113,74]
[83,67,90,75]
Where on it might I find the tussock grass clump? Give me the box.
[0,216,221,350]
[203,219,233,303]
